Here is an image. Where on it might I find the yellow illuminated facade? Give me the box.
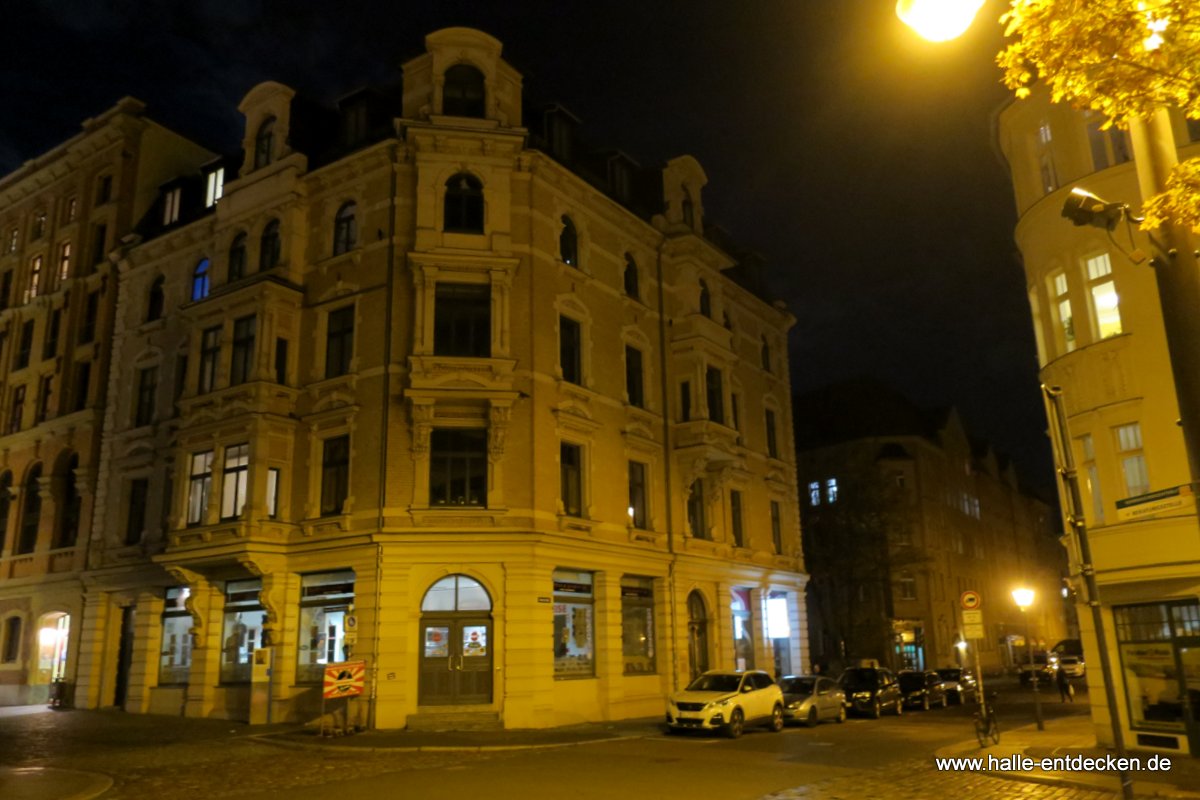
[999,86,1200,756]
[1,29,807,728]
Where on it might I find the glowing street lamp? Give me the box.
[1012,586,1045,731]
[894,0,986,42]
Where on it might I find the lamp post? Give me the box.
[1012,587,1044,731]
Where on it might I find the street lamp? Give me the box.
[895,0,986,42]
[1012,587,1045,731]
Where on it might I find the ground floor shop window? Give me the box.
[731,588,755,671]
[1115,600,1200,732]
[768,591,792,677]
[554,570,594,677]
[160,587,192,684]
[221,579,264,683]
[621,576,655,674]
[296,570,355,683]
[36,612,70,682]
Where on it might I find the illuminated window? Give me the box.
[808,481,820,506]
[621,576,655,675]
[220,579,264,683]
[826,477,838,504]
[1115,422,1149,497]
[1037,121,1058,194]
[553,570,594,677]
[57,241,71,281]
[186,451,213,525]
[1051,271,1075,353]
[162,187,181,225]
[1080,434,1104,524]
[1085,253,1121,339]
[25,255,42,303]
[191,258,210,301]
[266,467,280,519]
[296,571,355,683]
[205,167,225,207]
[220,443,250,520]
[159,587,191,684]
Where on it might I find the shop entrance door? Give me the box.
[113,606,135,708]
[418,618,492,705]
[1179,640,1200,755]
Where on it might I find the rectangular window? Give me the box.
[625,345,644,408]
[628,460,648,529]
[296,571,355,683]
[134,366,157,427]
[187,450,213,525]
[770,500,783,554]
[731,393,741,433]
[2,616,21,663]
[162,187,181,225]
[1087,119,1131,169]
[274,338,288,385]
[159,587,192,684]
[91,223,107,268]
[65,197,77,224]
[429,429,487,507]
[96,174,113,204]
[125,478,149,545]
[808,481,821,506]
[198,326,221,394]
[560,315,582,384]
[8,385,25,433]
[687,479,708,540]
[0,271,11,311]
[1080,434,1104,524]
[1114,601,1200,732]
[680,381,691,422]
[765,409,779,458]
[25,255,42,302]
[553,570,594,677]
[1115,422,1149,497]
[325,305,354,379]
[79,290,99,344]
[16,319,34,369]
[1051,271,1075,353]
[229,314,256,385]
[73,361,90,411]
[266,467,280,519]
[1037,121,1058,194]
[621,576,656,675]
[705,366,723,424]
[1085,253,1122,339]
[898,572,917,600]
[220,579,265,684]
[57,241,71,281]
[175,355,189,401]
[434,283,491,357]
[826,477,839,503]
[320,435,350,516]
[205,167,225,208]
[35,375,53,424]
[220,443,250,520]
[560,442,583,517]
[730,489,744,547]
[42,308,60,360]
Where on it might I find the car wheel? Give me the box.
[922,695,930,711]
[770,704,785,733]
[725,709,744,739]
[894,699,903,716]
[805,706,819,728]
[871,699,882,719]
[836,705,846,723]
[941,694,949,709]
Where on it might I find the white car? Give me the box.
[1058,656,1086,678]
[665,670,785,738]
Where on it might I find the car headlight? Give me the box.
[853,691,870,700]
[786,701,801,710]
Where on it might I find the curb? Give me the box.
[250,729,649,754]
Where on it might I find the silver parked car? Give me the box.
[779,675,846,726]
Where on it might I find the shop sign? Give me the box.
[1115,484,1194,522]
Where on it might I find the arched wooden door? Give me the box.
[418,575,493,705]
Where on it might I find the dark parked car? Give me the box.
[779,675,846,726]
[1019,653,1056,686]
[838,667,903,718]
[935,667,978,704]
[899,670,950,710]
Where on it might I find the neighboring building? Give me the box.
[0,100,212,705]
[998,88,1200,756]
[3,28,807,728]
[795,382,1068,677]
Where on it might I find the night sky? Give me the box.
[2,1,1051,489]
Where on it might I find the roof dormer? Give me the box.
[662,156,707,234]
[401,27,523,127]
[237,81,296,177]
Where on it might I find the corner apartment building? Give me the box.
[795,382,1068,676]
[0,28,807,729]
[999,88,1200,756]
[0,101,212,704]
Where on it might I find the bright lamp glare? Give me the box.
[895,0,985,42]
[955,640,968,651]
[1012,587,1035,609]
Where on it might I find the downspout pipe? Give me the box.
[655,232,679,692]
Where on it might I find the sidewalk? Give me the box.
[933,713,1200,798]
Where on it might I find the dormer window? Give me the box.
[559,215,579,267]
[162,188,182,225]
[333,202,357,255]
[205,167,225,208]
[254,117,276,169]
[443,64,485,118]
[192,259,211,301]
[444,174,484,233]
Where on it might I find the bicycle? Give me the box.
[973,691,999,747]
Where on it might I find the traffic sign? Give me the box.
[963,622,985,640]
[322,660,365,699]
[960,591,981,610]
[962,609,982,625]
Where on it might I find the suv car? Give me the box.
[838,667,903,718]
[666,670,785,738]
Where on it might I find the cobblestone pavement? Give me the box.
[763,763,1119,800]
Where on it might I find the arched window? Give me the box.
[146,276,165,322]
[443,174,484,233]
[682,187,695,228]
[442,64,485,118]
[698,279,711,318]
[0,471,12,552]
[687,590,709,679]
[623,255,639,299]
[254,117,276,169]
[17,465,42,555]
[559,215,578,267]
[761,337,772,372]
[191,259,211,301]
[421,574,492,612]
[333,202,357,255]
[228,233,247,281]
[260,220,281,270]
[56,454,80,549]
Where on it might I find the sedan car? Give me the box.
[778,675,846,726]
[665,670,784,738]
[935,667,978,704]
[1019,653,1057,686]
[838,666,903,718]
[898,670,950,710]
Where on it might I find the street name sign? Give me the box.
[1115,484,1194,522]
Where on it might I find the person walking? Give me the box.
[1056,666,1073,703]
